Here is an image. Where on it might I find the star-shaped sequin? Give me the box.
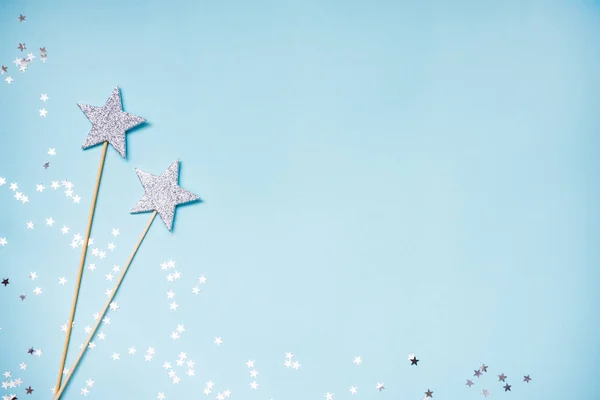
[78,87,146,158]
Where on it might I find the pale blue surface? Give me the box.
[1,0,599,399]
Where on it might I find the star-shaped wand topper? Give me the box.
[79,86,146,158]
[131,160,202,231]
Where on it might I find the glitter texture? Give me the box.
[130,160,201,231]
[79,86,146,158]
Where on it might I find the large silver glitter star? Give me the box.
[78,87,146,158]
[130,160,201,231]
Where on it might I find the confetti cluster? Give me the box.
[246,360,260,390]
[1,347,42,400]
[1,151,127,399]
[465,363,532,397]
[162,351,197,385]
[284,352,301,370]
[2,14,48,86]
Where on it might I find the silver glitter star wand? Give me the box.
[54,87,146,395]
[54,160,201,400]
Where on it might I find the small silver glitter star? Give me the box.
[130,160,201,231]
[78,87,146,158]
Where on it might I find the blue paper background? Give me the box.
[1,0,599,399]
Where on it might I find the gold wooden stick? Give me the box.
[54,211,157,400]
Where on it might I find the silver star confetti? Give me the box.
[130,160,201,231]
[78,87,146,158]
